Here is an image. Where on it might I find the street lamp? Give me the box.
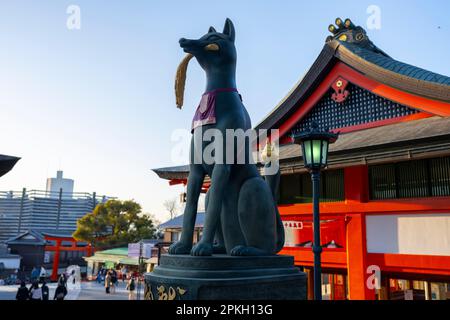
[292,121,338,300]
[137,240,144,300]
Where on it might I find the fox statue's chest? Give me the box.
[191,88,242,132]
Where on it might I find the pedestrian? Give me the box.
[111,269,117,292]
[58,273,67,287]
[96,270,102,284]
[126,276,136,300]
[54,280,68,300]
[30,266,39,282]
[121,266,127,283]
[29,281,42,300]
[16,281,29,300]
[39,265,47,282]
[105,271,111,294]
[41,280,49,300]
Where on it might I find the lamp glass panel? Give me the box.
[303,140,312,166]
[312,140,322,165]
[321,140,329,165]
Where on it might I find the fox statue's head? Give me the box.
[175,18,237,109]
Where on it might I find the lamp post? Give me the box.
[292,121,338,300]
[137,240,144,300]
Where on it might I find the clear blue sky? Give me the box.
[0,1,448,221]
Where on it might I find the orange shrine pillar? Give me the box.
[51,239,62,281]
[344,166,375,300]
[86,243,93,257]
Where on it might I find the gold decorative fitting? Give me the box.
[345,19,352,27]
[335,18,343,26]
[205,43,220,51]
[261,140,279,164]
[338,34,347,42]
[336,80,343,88]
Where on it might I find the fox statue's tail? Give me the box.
[263,163,285,253]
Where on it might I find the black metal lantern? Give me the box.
[293,122,338,171]
[292,121,338,301]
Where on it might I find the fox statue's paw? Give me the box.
[190,241,213,256]
[168,241,192,255]
[230,245,269,256]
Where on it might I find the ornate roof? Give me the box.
[255,18,450,131]
[5,229,47,246]
[159,212,205,229]
[328,17,450,86]
[152,165,189,180]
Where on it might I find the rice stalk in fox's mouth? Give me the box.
[175,53,194,109]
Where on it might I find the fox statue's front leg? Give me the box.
[168,163,205,255]
[191,164,231,256]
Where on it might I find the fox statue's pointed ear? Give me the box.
[208,26,217,33]
[223,18,235,42]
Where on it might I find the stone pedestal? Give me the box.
[144,254,306,300]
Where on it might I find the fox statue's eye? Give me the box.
[204,43,220,51]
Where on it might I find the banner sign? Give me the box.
[128,243,154,258]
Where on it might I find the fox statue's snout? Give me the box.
[178,38,202,54]
[181,18,236,67]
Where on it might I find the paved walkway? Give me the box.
[77,281,129,300]
[0,281,136,300]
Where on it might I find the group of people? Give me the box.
[97,266,137,300]
[15,278,68,301]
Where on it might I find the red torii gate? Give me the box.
[43,234,93,281]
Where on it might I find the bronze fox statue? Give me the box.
[169,18,284,256]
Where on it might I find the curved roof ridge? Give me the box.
[339,41,450,86]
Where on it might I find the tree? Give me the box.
[163,198,179,220]
[73,199,157,248]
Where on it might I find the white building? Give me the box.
[0,243,20,270]
[0,171,113,241]
[46,171,74,198]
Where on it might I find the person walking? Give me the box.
[54,280,68,300]
[104,271,111,294]
[121,266,127,283]
[29,281,42,300]
[126,276,136,300]
[16,281,29,300]
[111,269,117,292]
[39,265,47,283]
[96,269,102,283]
[41,281,49,301]
[58,273,67,287]
[30,267,39,283]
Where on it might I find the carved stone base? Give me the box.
[144,254,307,300]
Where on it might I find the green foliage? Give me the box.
[73,199,157,248]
